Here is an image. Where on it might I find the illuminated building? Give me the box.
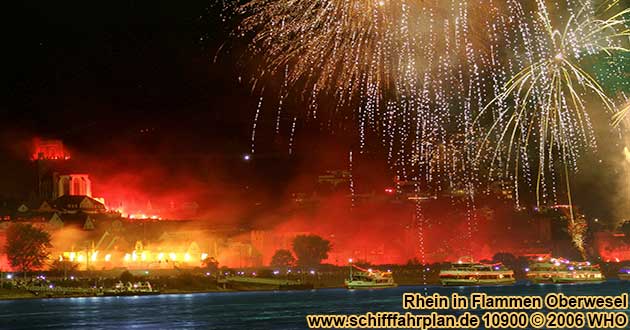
[51,195,106,214]
[48,213,97,231]
[57,174,92,197]
[31,140,97,206]
[32,139,70,161]
[30,139,101,203]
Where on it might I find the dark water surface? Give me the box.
[1,281,629,329]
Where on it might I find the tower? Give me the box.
[57,174,92,197]
[33,139,71,200]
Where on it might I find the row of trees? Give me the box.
[270,234,332,268]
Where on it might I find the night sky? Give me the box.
[0,1,626,223]
[0,1,371,209]
[3,1,256,153]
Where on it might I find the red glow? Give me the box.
[249,193,541,266]
[84,159,209,220]
[0,232,11,271]
[594,231,630,262]
[127,213,162,220]
[13,136,562,268]
[31,138,70,161]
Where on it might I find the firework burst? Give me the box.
[229,0,517,178]
[477,0,629,204]
[474,0,629,254]
[223,0,630,257]
[233,0,406,102]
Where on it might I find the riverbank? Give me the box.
[0,288,38,300]
[3,260,626,301]
[0,287,122,300]
[0,280,354,300]
[0,285,327,301]
[0,287,226,300]
[3,278,628,301]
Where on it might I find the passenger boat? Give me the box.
[344,264,397,289]
[103,281,160,296]
[526,258,558,283]
[618,268,630,281]
[439,258,515,286]
[526,257,604,284]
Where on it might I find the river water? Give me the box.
[1,281,629,329]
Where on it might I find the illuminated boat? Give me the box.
[526,257,604,284]
[525,259,557,283]
[344,263,397,289]
[439,259,515,286]
[551,262,604,284]
[103,281,160,296]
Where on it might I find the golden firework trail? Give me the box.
[479,0,629,197]
[476,0,629,255]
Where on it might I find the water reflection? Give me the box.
[1,282,628,329]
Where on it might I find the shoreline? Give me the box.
[0,288,226,301]
[0,281,378,300]
[0,285,346,301]
[1,279,618,301]
[2,277,619,301]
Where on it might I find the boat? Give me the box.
[439,258,515,286]
[344,264,397,289]
[217,276,314,291]
[525,259,557,283]
[526,257,604,284]
[618,268,630,280]
[102,281,160,296]
[550,262,604,284]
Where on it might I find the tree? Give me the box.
[49,259,78,277]
[292,235,331,267]
[5,224,51,276]
[406,258,421,266]
[270,249,296,268]
[119,270,135,283]
[202,256,219,273]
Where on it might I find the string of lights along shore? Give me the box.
[220,0,630,254]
